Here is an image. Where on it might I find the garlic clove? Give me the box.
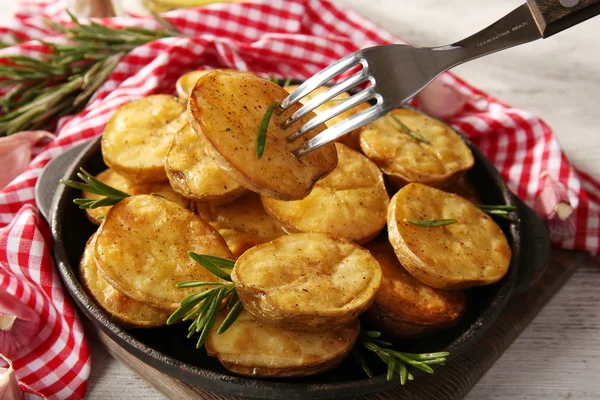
[0,291,41,358]
[416,76,469,119]
[0,131,54,189]
[534,172,576,242]
[0,354,24,400]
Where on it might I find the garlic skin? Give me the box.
[534,172,576,242]
[0,354,23,400]
[0,291,41,358]
[0,131,54,190]
[416,76,469,119]
[66,0,116,18]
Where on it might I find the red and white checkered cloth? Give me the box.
[0,0,599,398]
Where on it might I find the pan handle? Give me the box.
[35,141,91,224]
[511,195,551,294]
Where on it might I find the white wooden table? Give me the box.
[3,1,599,399]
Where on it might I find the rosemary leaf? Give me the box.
[404,218,457,227]
[387,356,396,381]
[190,254,235,270]
[283,78,292,88]
[176,281,226,288]
[188,252,233,281]
[180,287,217,307]
[256,100,279,159]
[398,362,408,385]
[226,289,239,309]
[196,287,226,348]
[217,300,244,334]
[389,114,430,144]
[167,298,204,325]
[365,331,381,338]
[352,348,373,378]
[477,204,517,211]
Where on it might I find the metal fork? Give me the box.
[280,0,600,157]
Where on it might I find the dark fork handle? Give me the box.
[528,0,600,37]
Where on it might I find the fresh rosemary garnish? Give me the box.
[256,100,279,159]
[60,168,129,209]
[354,330,449,384]
[168,253,243,348]
[477,204,517,222]
[404,218,457,227]
[283,78,292,88]
[0,10,180,136]
[389,114,430,144]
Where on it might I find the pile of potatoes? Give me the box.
[78,70,511,377]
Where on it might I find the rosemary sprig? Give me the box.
[168,253,243,348]
[404,218,457,227]
[354,330,449,385]
[477,204,517,222]
[256,100,279,159]
[0,11,180,136]
[389,114,430,144]
[60,168,129,209]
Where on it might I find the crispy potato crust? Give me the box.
[101,95,185,183]
[176,69,250,102]
[232,233,382,332]
[165,121,247,203]
[363,239,465,338]
[284,85,369,150]
[387,183,511,289]
[194,193,286,257]
[206,310,359,377]
[83,168,190,225]
[80,235,169,328]
[443,176,481,204]
[360,108,474,188]
[94,195,233,311]
[261,143,389,244]
[188,71,338,200]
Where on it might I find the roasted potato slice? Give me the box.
[83,168,190,224]
[284,85,369,150]
[360,108,474,188]
[188,71,338,200]
[194,193,285,257]
[176,69,249,101]
[80,235,169,328]
[444,176,481,204]
[387,183,511,290]
[206,310,359,377]
[261,143,388,244]
[94,195,233,311]
[165,122,247,203]
[232,233,382,332]
[363,239,465,338]
[102,95,186,183]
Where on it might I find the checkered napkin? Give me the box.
[0,0,598,398]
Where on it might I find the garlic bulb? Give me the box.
[0,291,40,358]
[416,76,469,119]
[0,354,23,400]
[534,172,576,242]
[0,131,54,190]
[66,0,116,18]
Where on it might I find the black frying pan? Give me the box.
[36,121,550,399]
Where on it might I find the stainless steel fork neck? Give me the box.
[429,3,543,71]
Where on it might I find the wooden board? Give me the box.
[95,248,592,400]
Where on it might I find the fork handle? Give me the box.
[527,0,600,37]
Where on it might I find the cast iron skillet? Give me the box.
[36,115,550,399]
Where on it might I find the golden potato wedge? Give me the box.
[360,108,474,188]
[206,310,359,377]
[80,235,169,328]
[363,239,465,338]
[444,176,481,204]
[261,143,388,244]
[102,95,186,183]
[232,233,382,332]
[194,193,286,257]
[188,71,338,200]
[284,85,369,150]
[387,183,511,290]
[165,122,247,203]
[94,195,234,311]
[176,69,249,101]
[83,168,190,225]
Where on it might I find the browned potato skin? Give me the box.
[232,233,382,332]
[206,310,359,377]
[102,95,186,183]
[284,85,369,150]
[387,183,511,290]
[82,168,190,225]
[94,195,234,311]
[79,235,169,328]
[360,108,474,189]
[176,69,251,102]
[363,239,465,338]
[444,176,481,204]
[194,193,286,257]
[261,143,389,244]
[188,71,338,200]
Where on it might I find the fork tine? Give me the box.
[278,52,362,113]
[293,103,386,158]
[287,87,375,143]
[281,68,370,129]
[293,103,384,158]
